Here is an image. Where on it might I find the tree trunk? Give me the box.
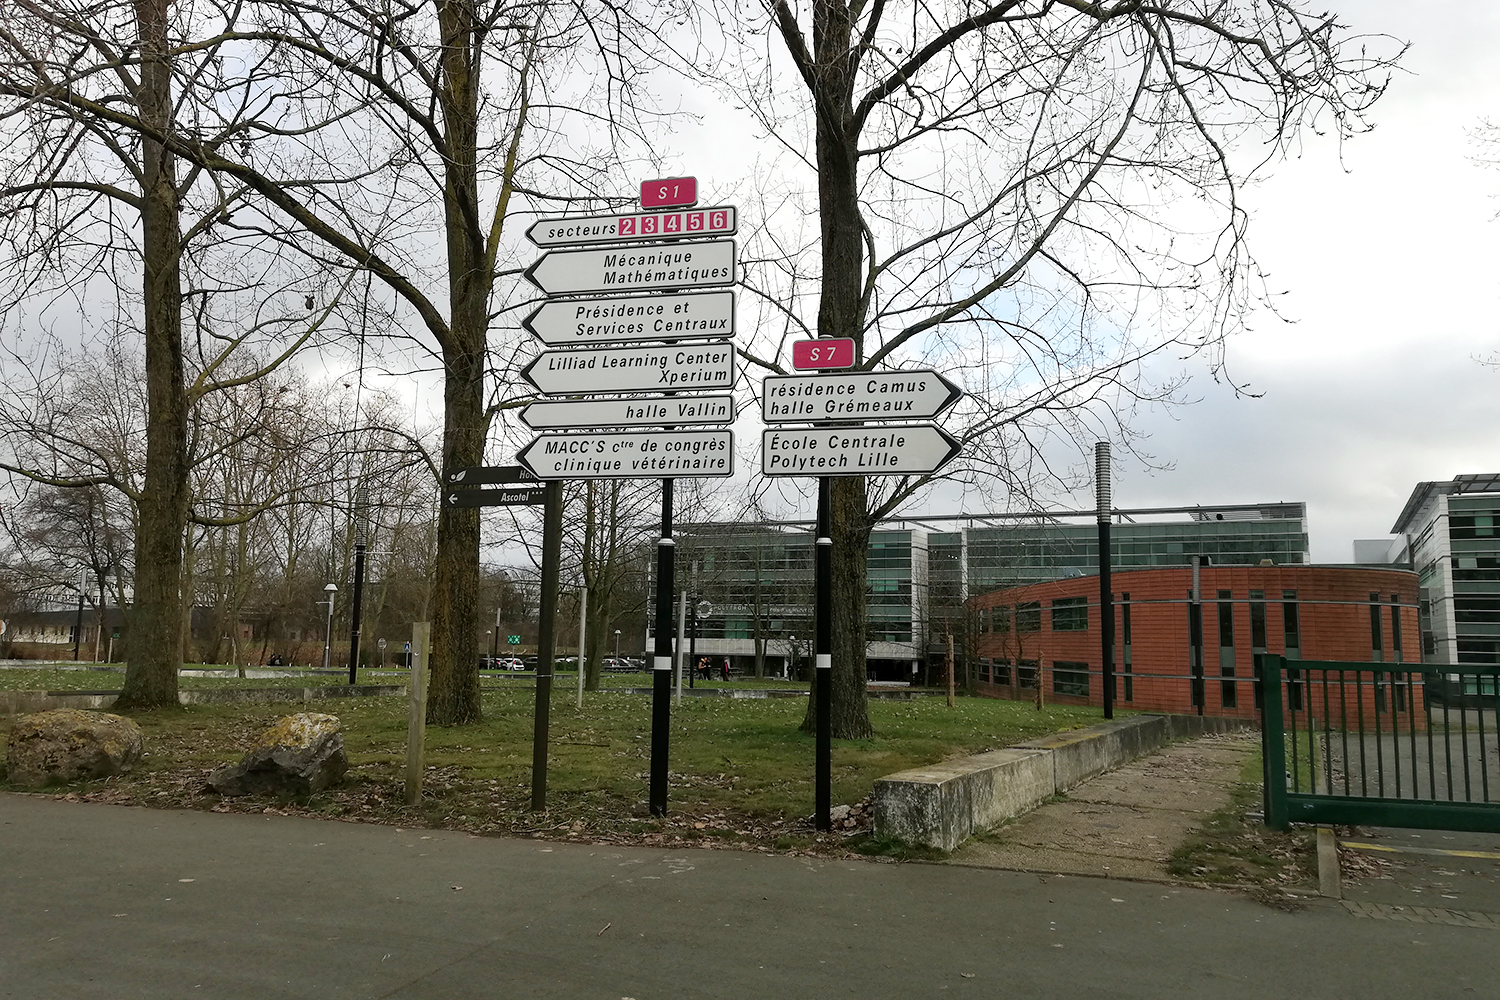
[803,476,873,737]
[116,0,186,711]
[426,0,487,725]
[797,0,873,738]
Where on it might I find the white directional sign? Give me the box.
[521,342,736,396]
[761,424,961,477]
[762,370,962,423]
[518,394,735,431]
[519,430,735,480]
[524,240,735,297]
[523,290,734,346]
[526,206,736,248]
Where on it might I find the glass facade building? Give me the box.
[1392,474,1500,666]
[656,503,1307,676]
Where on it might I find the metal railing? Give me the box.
[1260,655,1500,832]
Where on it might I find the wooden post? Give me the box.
[404,622,429,807]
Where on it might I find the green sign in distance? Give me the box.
[507,635,521,645]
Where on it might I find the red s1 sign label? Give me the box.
[640,177,698,209]
[791,338,856,370]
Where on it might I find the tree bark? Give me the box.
[115,0,187,711]
[798,0,873,738]
[426,0,487,725]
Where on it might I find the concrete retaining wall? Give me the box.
[873,713,1253,851]
[0,685,405,715]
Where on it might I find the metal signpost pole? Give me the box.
[650,479,675,816]
[1095,443,1114,719]
[532,480,563,810]
[815,477,833,831]
[576,586,587,709]
[675,590,687,704]
[347,491,368,685]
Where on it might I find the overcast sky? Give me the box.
[640,2,1500,562]
[1108,1,1500,561]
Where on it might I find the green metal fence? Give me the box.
[1260,655,1500,832]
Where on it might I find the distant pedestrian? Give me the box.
[721,657,730,682]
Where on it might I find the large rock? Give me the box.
[5,709,144,788]
[208,713,347,797]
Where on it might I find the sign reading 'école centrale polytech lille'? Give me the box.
[760,424,961,477]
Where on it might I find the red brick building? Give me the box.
[970,565,1421,721]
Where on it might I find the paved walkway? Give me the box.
[951,732,1256,880]
[6,791,1500,999]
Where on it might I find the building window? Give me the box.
[1051,597,1088,632]
[1390,595,1403,661]
[991,605,1010,633]
[993,659,1011,685]
[1017,660,1038,689]
[1052,662,1090,697]
[1016,602,1041,633]
[1283,590,1301,711]
[1249,591,1266,649]
[1369,592,1384,660]
[1217,590,1234,649]
[1217,590,1236,708]
[1282,591,1300,651]
[1455,597,1500,624]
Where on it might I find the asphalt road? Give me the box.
[1,794,1494,1000]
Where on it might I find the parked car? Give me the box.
[497,657,525,671]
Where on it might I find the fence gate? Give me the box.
[1260,655,1500,832]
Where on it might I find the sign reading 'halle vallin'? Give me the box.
[761,424,961,477]
[517,394,735,431]
[518,429,735,480]
[523,241,736,297]
[520,342,736,396]
[522,290,734,347]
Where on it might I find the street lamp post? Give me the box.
[321,583,338,671]
[613,628,621,667]
[788,635,797,680]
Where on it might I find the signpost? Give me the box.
[761,424,961,477]
[762,370,962,423]
[522,289,734,346]
[519,181,741,822]
[444,486,547,507]
[791,338,857,370]
[526,204,731,247]
[518,429,735,480]
[523,240,736,296]
[517,394,734,431]
[520,341,736,396]
[640,176,698,209]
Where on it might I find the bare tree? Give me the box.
[701,0,1402,737]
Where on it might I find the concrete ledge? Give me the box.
[1,685,405,715]
[874,713,1254,851]
[1011,715,1169,792]
[874,749,1055,852]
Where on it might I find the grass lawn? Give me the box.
[0,682,1105,854]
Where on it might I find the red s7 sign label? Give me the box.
[792,338,856,370]
[640,177,698,209]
